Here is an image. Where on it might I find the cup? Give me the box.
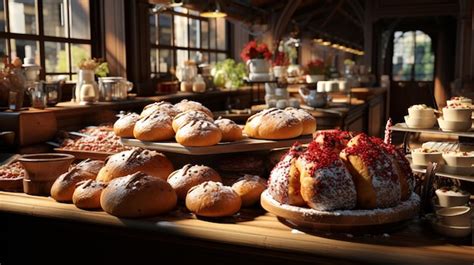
[276,99,288,109]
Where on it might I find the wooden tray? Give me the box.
[260,190,420,232]
[53,148,116,160]
[120,135,313,155]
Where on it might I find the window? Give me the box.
[392,30,434,82]
[149,7,228,78]
[0,0,94,81]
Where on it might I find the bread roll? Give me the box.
[172,110,214,132]
[72,179,107,209]
[167,164,222,200]
[340,133,401,209]
[113,112,139,137]
[185,181,241,217]
[51,159,104,202]
[296,142,357,210]
[96,148,174,182]
[231,175,266,207]
[101,172,177,218]
[133,112,174,141]
[174,99,213,118]
[244,108,303,139]
[285,107,316,135]
[267,143,306,206]
[175,120,222,146]
[214,118,243,142]
[140,101,178,118]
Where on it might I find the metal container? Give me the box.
[98,77,133,101]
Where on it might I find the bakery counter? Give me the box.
[0,191,472,265]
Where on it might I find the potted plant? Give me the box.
[212,59,247,90]
[240,40,272,75]
[305,58,326,83]
[75,58,108,104]
[272,41,289,79]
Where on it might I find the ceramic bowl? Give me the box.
[408,105,435,118]
[404,115,437,129]
[431,219,472,238]
[435,188,471,207]
[437,117,471,132]
[442,107,472,122]
[436,206,472,226]
[411,148,444,166]
[18,153,75,196]
[442,151,474,167]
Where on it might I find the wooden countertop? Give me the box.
[0,191,472,264]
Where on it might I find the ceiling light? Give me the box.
[201,0,227,18]
[314,38,323,43]
[321,41,331,46]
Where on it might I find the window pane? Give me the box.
[0,1,6,32]
[45,41,68,73]
[10,39,39,65]
[173,7,187,14]
[159,49,172,73]
[189,18,199,48]
[70,0,90,39]
[216,18,226,50]
[0,38,6,57]
[149,14,157,44]
[392,31,414,82]
[174,15,188,47]
[217,53,226,61]
[43,0,67,37]
[176,49,188,67]
[201,21,209,49]
[209,19,216,49]
[46,74,69,82]
[150,48,158,73]
[209,53,216,64]
[70,43,91,72]
[414,31,434,81]
[158,13,172,45]
[9,0,38,34]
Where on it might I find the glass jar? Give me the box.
[192,74,206,93]
[76,69,99,105]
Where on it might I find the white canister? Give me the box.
[276,99,288,109]
[275,88,289,98]
[288,98,300,108]
[317,81,325,92]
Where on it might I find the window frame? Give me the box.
[0,0,99,81]
[149,8,230,77]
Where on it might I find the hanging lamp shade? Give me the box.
[201,0,227,18]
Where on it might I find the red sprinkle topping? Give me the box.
[313,129,351,151]
[302,142,340,176]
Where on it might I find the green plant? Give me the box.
[77,58,109,77]
[212,59,247,89]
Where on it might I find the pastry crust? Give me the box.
[113,112,139,137]
[244,108,303,139]
[175,120,222,146]
[185,181,241,217]
[174,99,213,118]
[214,118,243,142]
[285,107,316,135]
[133,112,174,141]
[172,110,214,132]
[72,179,107,209]
[140,101,178,118]
[167,164,222,200]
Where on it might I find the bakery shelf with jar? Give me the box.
[390,97,474,182]
[115,100,314,155]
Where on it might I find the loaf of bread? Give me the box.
[185,181,241,217]
[244,108,303,139]
[340,133,401,209]
[267,143,306,206]
[101,172,177,218]
[172,110,214,132]
[296,142,357,210]
[51,159,104,202]
[231,175,266,207]
[72,179,107,209]
[140,101,178,118]
[96,148,174,182]
[175,120,222,146]
[113,112,139,137]
[133,112,174,141]
[285,107,316,135]
[167,164,222,200]
[174,100,213,118]
[214,118,243,142]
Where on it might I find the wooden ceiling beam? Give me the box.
[337,7,363,28]
[272,0,303,41]
[346,0,364,22]
[318,0,344,29]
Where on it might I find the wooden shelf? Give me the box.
[411,167,474,183]
[0,191,472,264]
[391,123,474,138]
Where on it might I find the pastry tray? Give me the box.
[120,135,313,155]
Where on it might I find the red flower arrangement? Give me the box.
[306,59,326,75]
[272,50,289,67]
[240,40,272,62]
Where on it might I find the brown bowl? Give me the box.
[18,153,75,196]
